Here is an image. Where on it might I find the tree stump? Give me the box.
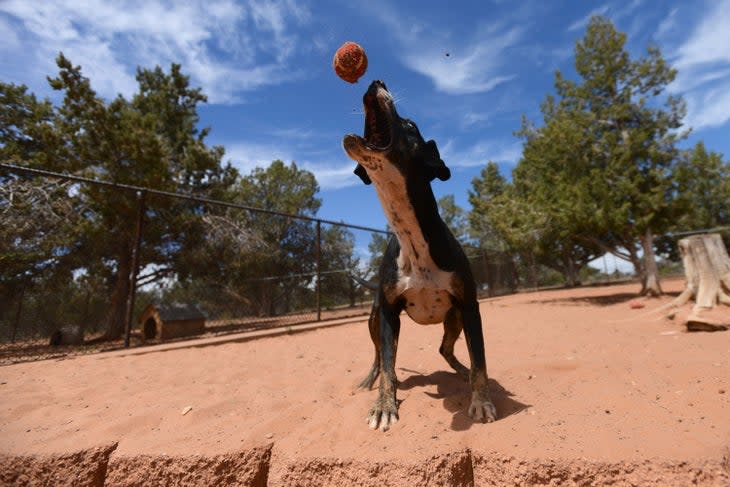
[670,233,730,331]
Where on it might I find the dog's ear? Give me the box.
[424,140,450,182]
[354,164,372,185]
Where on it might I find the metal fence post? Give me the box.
[124,190,146,348]
[11,286,25,343]
[316,220,322,321]
[481,251,492,297]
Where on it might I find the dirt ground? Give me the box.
[1,278,729,486]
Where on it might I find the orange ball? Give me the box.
[333,41,368,84]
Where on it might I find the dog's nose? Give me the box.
[368,80,388,94]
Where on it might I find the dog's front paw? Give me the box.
[367,399,399,432]
[468,397,497,423]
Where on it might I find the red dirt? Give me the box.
[1,278,729,486]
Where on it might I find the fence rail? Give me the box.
[2,163,401,362]
[1,162,651,364]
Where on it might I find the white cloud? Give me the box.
[0,15,20,50]
[461,111,491,128]
[672,67,730,94]
[567,4,610,32]
[222,119,523,190]
[656,7,678,38]
[224,141,296,175]
[224,140,358,190]
[361,2,521,95]
[669,0,730,130]
[0,0,311,103]
[303,163,358,190]
[674,2,730,69]
[684,88,730,131]
[267,127,318,141]
[567,1,644,34]
[403,37,518,95]
[439,138,521,169]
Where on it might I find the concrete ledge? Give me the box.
[2,446,728,487]
[0,443,118,487]
[105,444,272,487]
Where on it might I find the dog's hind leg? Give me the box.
[461,303,497,423]
[440,308,470,380]
[359,306,381,390]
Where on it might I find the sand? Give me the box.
[1,278,729,486]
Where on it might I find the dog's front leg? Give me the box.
[461,303,497,423]
[367,301,401,431]
[358,297,381,390]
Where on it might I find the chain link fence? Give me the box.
[1,163,679,365]
[1,164,389,363]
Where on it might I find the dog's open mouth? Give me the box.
[363,81,394,150]
[343,80,395,157]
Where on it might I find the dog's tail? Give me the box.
[349,273,378,291]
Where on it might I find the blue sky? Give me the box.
[2,0,730,237]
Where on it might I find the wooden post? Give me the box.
[671,233,730,331]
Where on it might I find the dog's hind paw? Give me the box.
[468,398,497,423]
[367,404,399,432]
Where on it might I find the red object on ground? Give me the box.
[333,41,368,83]
[629,300,645,309]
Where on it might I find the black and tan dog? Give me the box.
[343,80,497,432]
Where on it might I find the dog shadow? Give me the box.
[398,368,530,431]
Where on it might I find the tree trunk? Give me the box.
[671,233,730,331]
[529,252,538,289]
[562,253,579,287]
[482,252,495,297]
[510,256,520,291]
[640,228,662,296]
[626,243,644,282]
[101,250,132,340]
[348,278,355,307]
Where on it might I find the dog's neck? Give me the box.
[368,163,451,273]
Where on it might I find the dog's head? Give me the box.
[343,80,450,185]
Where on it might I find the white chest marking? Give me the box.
[364,154,454,325]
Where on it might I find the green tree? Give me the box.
[0,177,85,319]
[469,160,574,287]
[319,224,363,307]
[177,160,324,317]
[673,142,730,232]
[515,16,685,295]
[1,83,71,308]
[0,83,60,165]
[438,194,470,245]
[509,104,605,286]
[468,161,510,253]
[1,54,236,340]
[563,17,685,295]
[652,142,730,258]
[366,230,390,277]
